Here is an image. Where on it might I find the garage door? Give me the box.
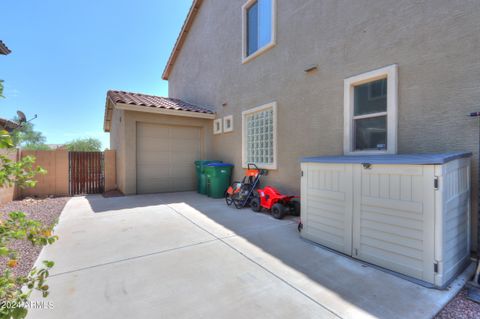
[136,122,202,194]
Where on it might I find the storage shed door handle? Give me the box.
[362,163,372,169]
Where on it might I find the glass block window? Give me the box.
[242,103,277,169]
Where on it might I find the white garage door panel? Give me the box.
[353,165,435,283]
[136,123,201,194]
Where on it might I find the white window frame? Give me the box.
[343,64,398,155]
[213,118,222,135]
[223,115,234,133]
[242,102,277,170]
[242,0,277,64]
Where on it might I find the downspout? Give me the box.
[468,112,480,294]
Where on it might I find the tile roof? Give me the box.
[104,90,215,132]
[0,117,19,132]
[107,90,214,114]
[0,40,11,55]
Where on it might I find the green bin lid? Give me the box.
[206,163,233,167]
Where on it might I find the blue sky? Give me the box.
[0,0,192,149]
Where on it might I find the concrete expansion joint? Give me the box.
[166,204,343,319]
[49,238,219,278]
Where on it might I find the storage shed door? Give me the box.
[301,163,354,255]
[352,164,436,283]
[136,122,202,194]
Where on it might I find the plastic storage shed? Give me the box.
[300,152,472,288]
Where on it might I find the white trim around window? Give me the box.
[343,64,398,155]
[213,118,222,135]
[223,115,234,133]
[242,102,277,170]
[242,0,277,64]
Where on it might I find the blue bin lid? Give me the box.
[207,163,234,167]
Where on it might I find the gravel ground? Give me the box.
[0,197,70,277]
[436,288,480,319]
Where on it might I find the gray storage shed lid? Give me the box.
[301,152,472,165]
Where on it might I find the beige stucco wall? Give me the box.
[1,149,117,199]
[110,108,126,193]
[110,108,213,195]
[168,0,480,248]
[104,149,117,192]
[21,150,69,197]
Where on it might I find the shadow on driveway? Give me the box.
[84,192,468,319]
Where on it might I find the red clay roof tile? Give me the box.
[0,40,11,55]
[107,90,214,114]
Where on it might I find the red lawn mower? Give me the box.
[225,164,267,209]
[250,186,300,219]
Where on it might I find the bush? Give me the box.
[0,130,55,319]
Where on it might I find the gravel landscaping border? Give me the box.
[435,288,480,319]
[0,197,70,277]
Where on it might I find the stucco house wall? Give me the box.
[110,108,214,195]
[109,107,126,193]
[167,0,480,247]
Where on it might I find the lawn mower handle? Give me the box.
[247,163,268,176]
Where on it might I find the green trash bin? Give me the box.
[205,163,234,198]
[194,160,222,194]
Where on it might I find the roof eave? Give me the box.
[114,102,215,119]
[162,0,204,80]
[0,41,11,55]
[103,98,115,132]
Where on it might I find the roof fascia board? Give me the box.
[114,102,215,119]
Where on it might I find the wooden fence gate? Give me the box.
[68,152,104,195]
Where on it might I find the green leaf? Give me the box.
[65,137,102,151]
[0,246,10,256]
[0,130,14,148]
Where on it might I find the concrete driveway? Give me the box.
[28,192,471,319]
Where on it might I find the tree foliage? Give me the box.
[0,83,55,319]
[9,119,46,150]
[65,137,102,152]
[0,131,54,319]
[21,144,50,151]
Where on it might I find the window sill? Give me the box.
[242,163,277,170]
[242,42,276,64]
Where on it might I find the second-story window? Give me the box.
[242,0,276,63]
